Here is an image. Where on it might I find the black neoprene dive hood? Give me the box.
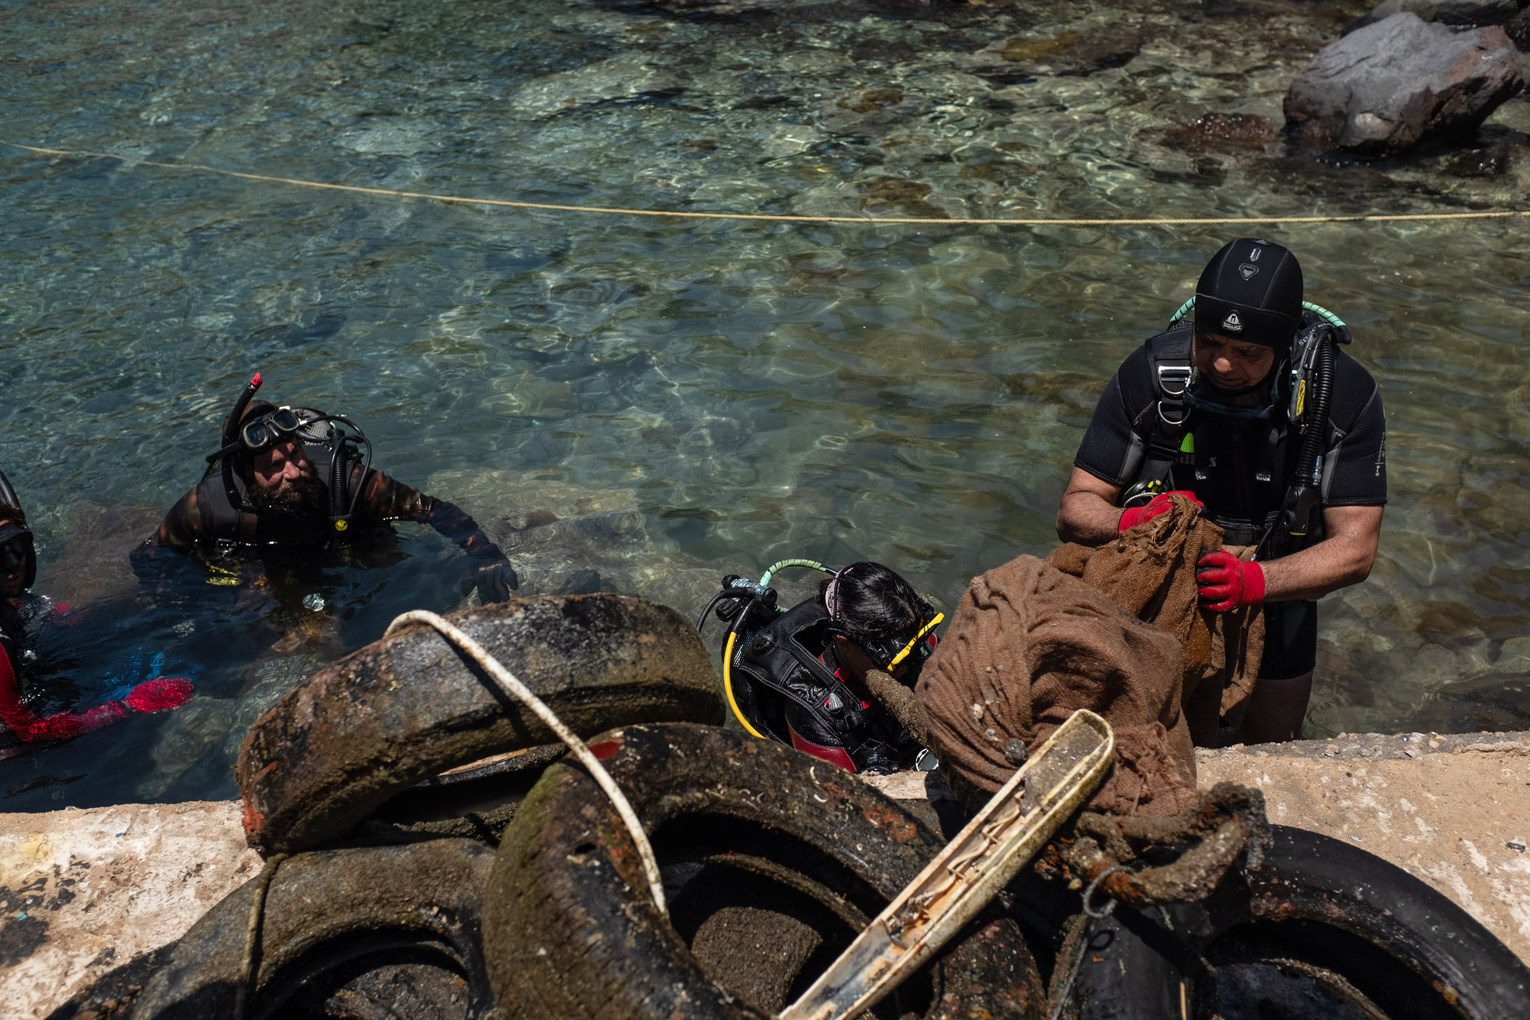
[0,470,38,590]
[1194,238,1303,349]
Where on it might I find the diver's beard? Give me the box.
[250,472,326,521]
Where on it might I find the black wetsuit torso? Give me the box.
[1073,322,1387,677]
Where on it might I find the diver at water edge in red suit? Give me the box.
[0,470,192,753]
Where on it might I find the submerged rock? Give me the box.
[967,24,1144,81]
[1285,14,1524,155]
[510,54,685,120]
[1160,112,1281,154]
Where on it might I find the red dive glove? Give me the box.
[1118,490,1202,533]
[124,677,195,713]
[1196,551,1266,613]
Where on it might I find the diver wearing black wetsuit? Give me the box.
[723,561,940,774]
[138,375,516,603]
[1057,239,1386,742]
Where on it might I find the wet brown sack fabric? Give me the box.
[1046,495,1264,731]
[907,497,1262,817]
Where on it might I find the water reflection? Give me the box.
[4,0,1529,806]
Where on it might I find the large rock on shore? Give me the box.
[1285,13,1523,155]
[1348,0,1523,33]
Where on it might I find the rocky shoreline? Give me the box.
[5,728,1527,1017]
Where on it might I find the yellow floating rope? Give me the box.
[7,139,1529,228]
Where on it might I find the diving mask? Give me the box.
[853,612,944,674]
[0,525,31,572]
[239,407,303,454]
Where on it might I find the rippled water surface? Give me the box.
[4,0,1529,809]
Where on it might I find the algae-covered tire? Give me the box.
[238,595,722,856]
[129,840,496,1019]
[354,744,567,847]
[1058,825,1530,1019]
[483,722,1044,1019]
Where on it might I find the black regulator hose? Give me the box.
[1281,328,1334,541]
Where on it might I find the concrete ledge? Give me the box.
[1,801,261,1018]
[1195,730,1530,966]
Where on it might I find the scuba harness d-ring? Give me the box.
[206,372,375,538]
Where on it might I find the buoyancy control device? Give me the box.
[696,560,933,774]
[1124,300,1351,555]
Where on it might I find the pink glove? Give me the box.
[1118,490,1202,533]
[1196,551,1266,613]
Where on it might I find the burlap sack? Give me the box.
[913,555,1197,817]
[1045,495,1264,733]
[899,496,1265,817]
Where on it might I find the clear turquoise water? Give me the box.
[4,0,1529,809]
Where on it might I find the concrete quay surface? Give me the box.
[3,731,1527,1017]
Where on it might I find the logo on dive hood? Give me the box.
[1239,263,1259,281]
[1222,311,1243,332]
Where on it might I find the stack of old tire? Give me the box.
[106,594,1046,1019]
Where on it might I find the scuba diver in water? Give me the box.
[138,373,517,603]
[1,471,192,754]
[705,560,942,774]
[1055,239,1386,743]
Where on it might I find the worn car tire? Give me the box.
[237,594,722,855]
[1055,825,1530,1019]
[483,722,1044,1019]
[129,840,497,1019]
[353,743,568,847]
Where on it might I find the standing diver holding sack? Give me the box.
[1055,239,1386,743]
[703,560,942,774]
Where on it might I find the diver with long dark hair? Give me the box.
[135,373,517,603]
[708,560,941,774]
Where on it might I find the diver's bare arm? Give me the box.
[1055,467,1126,546]
[1257,505,1384,602]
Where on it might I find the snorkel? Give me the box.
[216,372,264,514]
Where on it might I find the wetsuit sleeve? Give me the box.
[0,636,192,744]
[1073,347,1155,487]
[151,487,209,552]
[130,486,211,587]
[1322,363,1387,507]
[354,469,502,558]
